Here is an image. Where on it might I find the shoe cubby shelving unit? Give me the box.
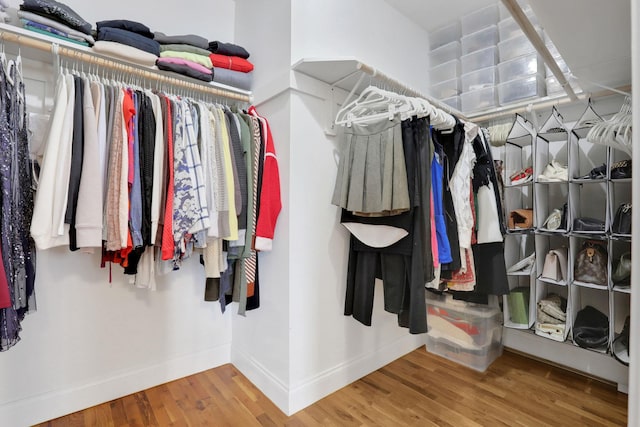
[496,102,631,374]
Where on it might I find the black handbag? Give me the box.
[573,305,609,349]
[611,159,631,179]
[573,217,605,232]
[612,203,631,234]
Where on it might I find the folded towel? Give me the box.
[159,50,212,69]
[208,41,250,59]
[209,53,254,73]
[153,31,208,49]
[157,60,213,83]
[92,41,158,68]
[98,27,160,56]
[20,0,91,34]
[212,67,252,91]
[18,10,96,44]
[159,43,211,57]
[96,20,153,38]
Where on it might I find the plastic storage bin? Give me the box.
[498,9,538,40]
[498,53,542,83]
[462,3,499,35]
[430,41,461,68]
[498,75,545,105]
[498,29,542,62]
[461,46,498,74]
[441,95,460,111]
[426,293,502,347]
[425,293,503,372]
[461,25,499,55]
[425,331,503,372]
[461,86,497,112]
[461,66,496,92]
[430,21,461,50]
[431,77,460,99]
[430,60,460,84]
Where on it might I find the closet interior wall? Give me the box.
[0,1,240,426]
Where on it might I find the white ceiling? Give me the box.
[385,0,631,94]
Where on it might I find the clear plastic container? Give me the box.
[461,25,499,55]
[461,46,498,74]
[461,66,497,92]
[431,77,460,99]
[462,3,499,35]
[430,41,461,68]
[461,86,497,112]
[498,53,542,83]
[498,28,542,62]
[426,293,503,347]
[498,74,546,105]
[430,21,461,50]
[425,329,503,372]
[498,9,538,40]
[442,95,460,111]
[546,76,563,96]
[430,59,460,84]
[545,56,570,76]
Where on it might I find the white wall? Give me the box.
[291,0,431,94]
[5,0,236,41]
[0,2,237,425]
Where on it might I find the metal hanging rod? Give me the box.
[0,26,252,103]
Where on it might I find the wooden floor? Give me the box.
[36,348,628,427]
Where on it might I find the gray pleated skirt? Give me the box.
[332,117,409,215]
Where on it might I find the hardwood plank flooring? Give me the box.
[35,349,628,426]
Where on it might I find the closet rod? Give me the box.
[355,62,468,121]
[0,27,252,103]
[468,84,631,123]
[501,0,578,101]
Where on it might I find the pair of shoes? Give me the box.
[507,252,535,273]
[510,166,533,185]
[575,163,606,180]
[611,159,632,179]
[538,160,568,182]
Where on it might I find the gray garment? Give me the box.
[154,32,209,49]
[212,68,253,91]
[226,111,247,229]
[159,43,212,57]
[17,10,96,44]
[332,117,410,214]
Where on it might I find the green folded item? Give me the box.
[507,287,529,325]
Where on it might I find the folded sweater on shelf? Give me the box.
[212,67,252,91]
[98,27,161,56]
[23,23,88,46]
[208,41,250,59]
[92,41,158,68]
[96,19,153,39]
[153,31,208,49]
[20,0,91,34]
[18,10,96,44]
[159,50,212,69]
[209,53,254,73]
[156,60,213,83]
[157,57,212,75]
[159,43,212,57]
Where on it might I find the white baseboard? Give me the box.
[0,343,231,427]
[231,346,291,414]
[288,334,425,415]
[232,334,424,416]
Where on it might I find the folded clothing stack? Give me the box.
[93,20,160,68]
[0,0,10,24]
[207,40,253,90]
[18,0,94,46]
[155,32,214,82]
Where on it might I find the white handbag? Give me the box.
[476,183,503,244]
[541,247,568,282]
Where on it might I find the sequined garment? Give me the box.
[0,59,36,351]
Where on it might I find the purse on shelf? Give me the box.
[541,247,568,282]
[573,217,605,233]
[508,209,533,230]
[610,159,632,179]
[612,203,632,234]
[612,252,632,286]
[574,240,608,286]
[573,305,609,349]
